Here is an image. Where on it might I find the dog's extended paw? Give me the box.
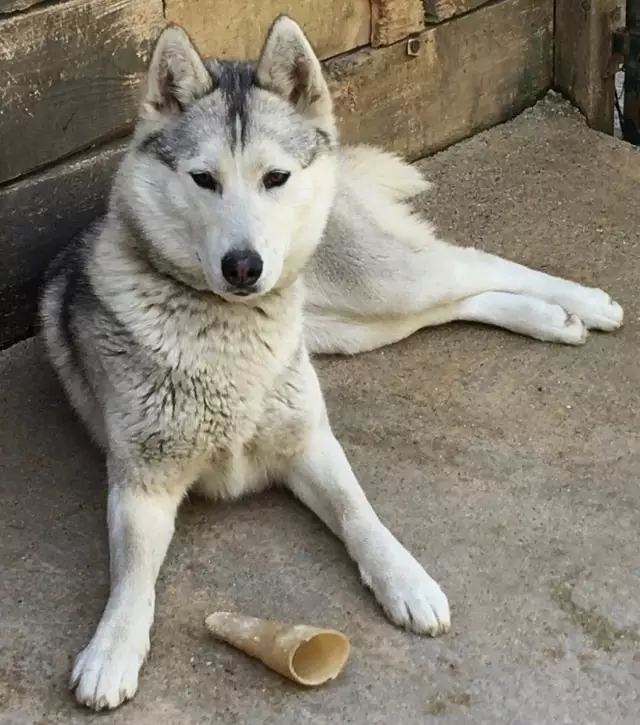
[561,312,588,344]
[583,294,623,332]
[544,309,588,345]
[359,540,450,636]
[561,287,624,332]
[70,629,149,711]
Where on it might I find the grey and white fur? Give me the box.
[39,16,623,711]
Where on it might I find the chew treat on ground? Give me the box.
[205,612,350,686]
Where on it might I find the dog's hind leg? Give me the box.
[306,206,623,354]
[453,291,589,343]
[438,246,624,333]
[305,291,590,353]
[71,459,190,711]
[365,238,625,334]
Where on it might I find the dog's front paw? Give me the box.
[70,628,149,711]
[359,538,450,636]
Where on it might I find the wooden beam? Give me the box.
[0,0,47,13]
[371,0,425,47]
[554,0,620,134]
[164,0,371,61]
[328,0,553,159]
[622,0,640,143]
[0,0,163,186]
[422,0,490,23]
[0,143,126,350]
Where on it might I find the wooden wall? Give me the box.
[0,0,554,349]
[554,0,621,135]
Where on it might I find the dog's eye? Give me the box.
[189,171,221,194]
[262,170,290,190]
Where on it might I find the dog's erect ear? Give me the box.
[257,16,335,137]
[140,24,212,122]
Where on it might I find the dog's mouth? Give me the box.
[225,285,258,297]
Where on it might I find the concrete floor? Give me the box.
[2,95,639,724]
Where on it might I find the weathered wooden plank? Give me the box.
[327,0,553,159]
[164,0,371,61]
[0,0,163,185]
[622,0,640,144]
[0,0,48,13]
[554,0,619,134]
[371,0,424,47]
[422,0,490,23]
[0,143,126,350]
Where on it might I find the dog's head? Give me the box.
[117,16,338,300]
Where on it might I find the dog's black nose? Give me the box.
[221,249,263,288]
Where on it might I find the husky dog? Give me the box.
[39,15,623,711]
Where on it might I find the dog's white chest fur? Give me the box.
[193,351,316,499]
[103,275,315,499]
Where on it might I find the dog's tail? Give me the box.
[339,145,432,202]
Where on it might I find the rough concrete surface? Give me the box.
[1,95,639,725]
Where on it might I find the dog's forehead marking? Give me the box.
[206,60,322,165]
[139,60,329,170]
[206,59,256,147]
